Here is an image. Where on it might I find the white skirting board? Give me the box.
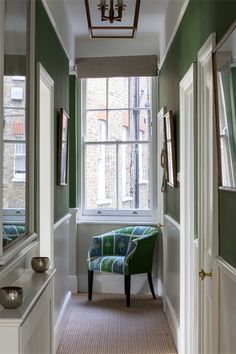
[78,273,159,295]
[54,291,71,351]
[165,296,179,351]
[69,275,78,294]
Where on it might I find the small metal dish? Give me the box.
[0,286,23,309]
[31,257,50,273]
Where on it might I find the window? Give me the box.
[14,140,26,182]
[82,77,155,219]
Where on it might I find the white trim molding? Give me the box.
[179,63,196,354]
[54,213,71,230]
[165,295,180,350]
[38,63,55,268]
[54,291,71,352]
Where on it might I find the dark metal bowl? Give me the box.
[0,286,23,309]
[31,257,50,273]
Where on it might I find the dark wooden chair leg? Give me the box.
[88,270,94,301]
[125,275,131,307]
[147,272,156,299]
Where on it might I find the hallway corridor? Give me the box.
[57,294,176,354]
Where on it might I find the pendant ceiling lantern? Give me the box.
[84,0,141,39]
[97,0,126,24]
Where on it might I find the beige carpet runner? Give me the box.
[57,293,177,354]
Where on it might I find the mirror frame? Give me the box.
[213,19,236,191]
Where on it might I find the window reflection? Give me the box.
[3,0,29,249]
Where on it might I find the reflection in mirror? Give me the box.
[214,22,236,189]
[3,0,29,249]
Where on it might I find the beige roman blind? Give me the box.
[76,55,158,78]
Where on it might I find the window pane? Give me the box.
[108,111,129,141]
[85,144,116,209]
[118,143,150,210]
[86,78,106,109]
[3,143,26,208]
[85,111,107,141]
[130,110,150,141]
[4,77,26,141]
[130,77,152,108]
[108,78,128,109]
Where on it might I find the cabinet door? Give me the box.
[20,281,54,354]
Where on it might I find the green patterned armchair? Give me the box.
[87,225,159,307]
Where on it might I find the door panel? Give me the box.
[197,33,218,354]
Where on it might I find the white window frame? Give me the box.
[80,77,157,223]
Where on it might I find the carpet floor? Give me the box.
[57,293,177,354]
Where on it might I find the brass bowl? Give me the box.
[0,286,23,309]
[31,257,50,273]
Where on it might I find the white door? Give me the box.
[197,34,219,354]
[179,63,198,354]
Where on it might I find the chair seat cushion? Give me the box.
[88,256,125,274]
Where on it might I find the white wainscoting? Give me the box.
[163,214,180,351]
[69,208,78,294]
[54,213,71,351]
[217,257,236,354]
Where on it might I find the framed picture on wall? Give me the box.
[164,111,177,187]
[57,108,69,185]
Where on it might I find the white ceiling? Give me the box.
[63,0,168,38]
[44,0,188,63]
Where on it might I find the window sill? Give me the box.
[77,213,157,225]
[12,178,26,183]
[96,199,112,206]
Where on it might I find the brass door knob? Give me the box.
[199,268,213,280]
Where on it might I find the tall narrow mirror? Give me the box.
[3,0,29,249]
[213,21,236,189]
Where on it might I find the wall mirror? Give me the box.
[213,20,236,190]
[2,0,30,251]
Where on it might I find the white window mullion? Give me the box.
[116,141,119,211]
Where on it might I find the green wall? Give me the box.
[69,75,78,208]
[35,0,69,222]
[159,0,236,266]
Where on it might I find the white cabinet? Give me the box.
[0,269,55,354]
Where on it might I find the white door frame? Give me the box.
[37,63,54,267]
[197,33,219,354]
[179,63,197,354]
[157,106,166,302]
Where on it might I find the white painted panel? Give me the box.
[54,214,71,328]
[69,208,78,293]
[219,261,236,354]
[163,215,180,351]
